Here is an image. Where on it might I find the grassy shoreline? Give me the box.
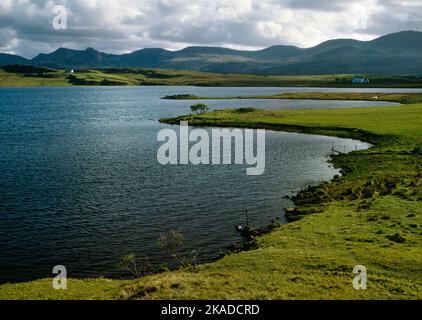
[1,103,421,299]
[2,66,422,88]
[162,92,422,104]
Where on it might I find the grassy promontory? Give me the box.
[162,92,422,104]
[1,104,421,300]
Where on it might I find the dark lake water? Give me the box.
[0,86,409,283]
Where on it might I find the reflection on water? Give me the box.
[0,86,382,282]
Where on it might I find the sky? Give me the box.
[0,0,421,58]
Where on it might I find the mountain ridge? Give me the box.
[1,31,422,75]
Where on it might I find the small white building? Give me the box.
[352,76,370,84]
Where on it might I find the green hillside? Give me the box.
[1,66,422,87]
[2,31,422,75]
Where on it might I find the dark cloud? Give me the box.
[363,0,422,35]
[284,0,351,11]
[149,20,279,47]
[0,0,420,58]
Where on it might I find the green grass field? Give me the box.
[1,101,421,300]
[162,92,422,104]
[163,104,422,150]
[2,66,422,87]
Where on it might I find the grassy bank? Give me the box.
[2,65,422,88]
[1,104,421,300]
[162,92,422,104]
[0,279,131,300]
[162,104,422,150]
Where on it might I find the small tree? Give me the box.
[116,253,152,278]
[158,230,200,269]
[158,230,186,266]
[191,103,209,115]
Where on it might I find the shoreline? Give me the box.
[0,123,370,288]
[1,103,421,299]
[0,126,368,286]
[2,67,422,88]
[161,92,422,104]
[2,84,422,89]
[2,84,422,90]
[160,117,384,146]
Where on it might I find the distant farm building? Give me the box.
[352,76,370,84]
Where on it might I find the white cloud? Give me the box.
[0,0,420,58]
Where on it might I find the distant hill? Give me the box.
[2,31,422,75]
[0,53,30,66]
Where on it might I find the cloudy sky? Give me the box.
[1,0,421,58]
